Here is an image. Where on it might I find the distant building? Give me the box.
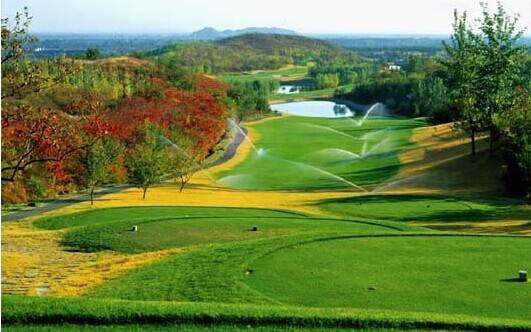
[388,64,401,71]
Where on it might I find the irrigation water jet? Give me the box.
[301,123,357,141]
[277,157,367,192]
[308,148,361,160]
[348,102,383,127]
[227,119,263,156]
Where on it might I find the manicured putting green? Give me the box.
[216,116,424,191]
[247,235,531,320]
[37,207,397,253]
[316,195,529,222]
[35,206,302,230]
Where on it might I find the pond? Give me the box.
[270,101,356,118]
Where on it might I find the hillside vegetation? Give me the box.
[149,33,356,74]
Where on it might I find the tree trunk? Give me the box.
[90,187,95,205]
[142,187,147,199]
[470,129,476,156]
[489,125,496,154]
[179,176,185,192]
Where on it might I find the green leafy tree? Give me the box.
[441,10,484,155]
[84,139,120,205]
[475,2,526,153]
[495,87,531,198]
[413,77,451,123]
[84,48,102,60]
[125,125,167,199]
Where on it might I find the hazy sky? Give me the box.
[2,0,530,35]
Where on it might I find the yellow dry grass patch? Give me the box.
[416,220,531,236]
[55,249,182,297]
[1,219,183,296]
[379,122,501,195]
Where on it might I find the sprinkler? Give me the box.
[519,271,527,282]
[250,225,258,232]
[131,225,138,232]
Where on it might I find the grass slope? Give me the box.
[216,116,424,190]
[316,194,531,223]
[4,295,531,331]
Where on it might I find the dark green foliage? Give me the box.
[347,74,415,116]
[228,80,274,121]
[25,175,47,201]
[309,63,376,87]
[83,48,102,60]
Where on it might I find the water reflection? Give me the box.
[270,101,355,118]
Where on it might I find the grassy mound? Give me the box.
[216,116,424,190]
[35,206,404,253]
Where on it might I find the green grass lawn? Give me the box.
[216,116,424,191]
[248,235,531,320]
[315,194,531,223]
[4,295,529,331]
[35,206,406,253]
[270,84,354,103]
[218,66,309,84]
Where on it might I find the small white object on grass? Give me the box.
[131,225,138,232]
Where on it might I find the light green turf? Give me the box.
[9,295,525,331]
[216,116,424,190]
[217,66,308,84]
[248,235,531,320]
[269,84,354,102]
[34,206,304,230]
[35,206,405,253]
[315,194,531,223]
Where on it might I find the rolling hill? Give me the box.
[149,33,355,74]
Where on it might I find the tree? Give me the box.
[125,125,167,199]
[441,10,483,155]
[475,2,526,153]
[413,76,451,123]
[84,48,102,60]
[164,134,202,192]
[2,8,76,99]
[1,7,34,65]
[84,138,120,205]
[1,8,83,183]
[1,105,86,182]
[315,73,339,89]
[495,87,531,198]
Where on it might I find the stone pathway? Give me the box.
[1,219,179,296]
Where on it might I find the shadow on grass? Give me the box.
[500,278,528,283]
[315,194,529,223]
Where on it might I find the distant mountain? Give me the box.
[190,27,298,40]
[150,33,356,74]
